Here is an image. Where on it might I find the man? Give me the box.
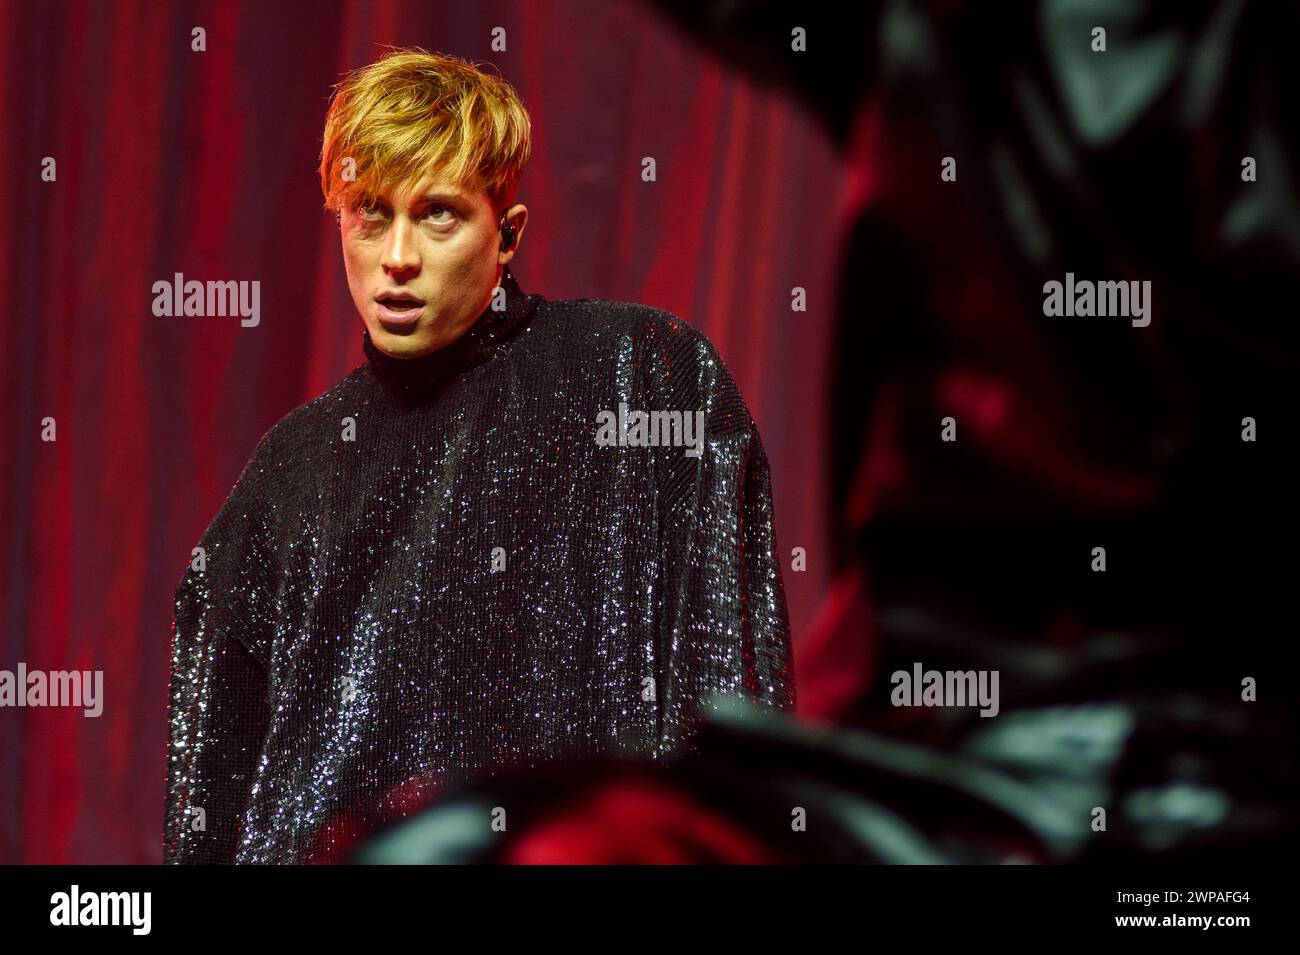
[164,48,795,864]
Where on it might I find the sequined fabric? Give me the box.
[164,269,796,863]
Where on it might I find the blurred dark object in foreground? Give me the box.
[340,694,1296,864]
[643,0,1300,859]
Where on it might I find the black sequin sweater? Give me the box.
[164,269,796,863]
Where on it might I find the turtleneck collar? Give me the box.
[362,267,538,399]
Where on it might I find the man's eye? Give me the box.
[423,205,455,223]
[355,200,385,219]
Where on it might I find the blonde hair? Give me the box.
[319,47,531,217]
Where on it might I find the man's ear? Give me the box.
[499,203,528,265]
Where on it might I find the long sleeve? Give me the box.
[648,324,797,755]
[165,433,281,864]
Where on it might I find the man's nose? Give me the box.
[380,216,420,278]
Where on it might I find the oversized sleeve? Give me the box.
[164,431,282,864]
[646,320,797,756]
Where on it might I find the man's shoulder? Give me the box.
[529,294,752,433]
[529,294,722,365]
[242,369,367,465]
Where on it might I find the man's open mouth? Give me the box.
[377,294,424,311]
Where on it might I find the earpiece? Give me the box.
[499,214,517,252]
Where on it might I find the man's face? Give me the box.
[340,173,526,359]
